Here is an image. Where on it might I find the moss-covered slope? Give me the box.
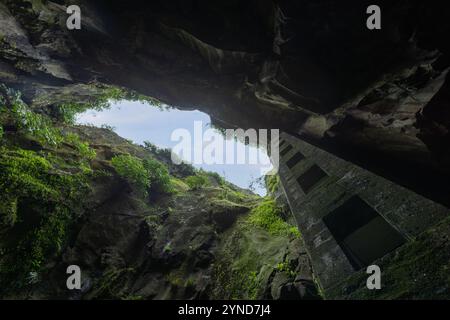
[0,85,317,299]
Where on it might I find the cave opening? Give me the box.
[76,99,273,196]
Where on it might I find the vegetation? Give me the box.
[111,154,151,195]
[10,94,63,146]
[248,198,300,237]
[0,147,90,289]
[265,174,280,194]
[143,157,173,194]
[0,86,94,291]
[91,267,136,299]
[143,141,171,158]
[65,133,96,160]
[0,85,174,294]
[111,154,173,196]
[185,175,208,190]
[0,83,302,300]
[276,261,296,277]
[170,177,190,193]
[203,171,225,185]
[55,85,165,125]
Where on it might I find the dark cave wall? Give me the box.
[1,0,450,203]
[1,0,450,301]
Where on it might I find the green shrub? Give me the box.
[248,199,300,237]
[111,154,150,195]
[111,155,174,195]
[65,133,96,160]
[143,157,173,194]
[185,175,208,190]
[9,94,63,146]
[55,104,80,124]
[0,85,62,146]
[143,141,196,178]
[143,141,172,159]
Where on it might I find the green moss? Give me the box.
[276,261,296,277]
[170,177,190,193]
[212,248,263,300]
[166,270,187,287]
[22,207,71,272]
[244,271,260,300]
[0,148,91,290]
[211,215,289,299]
[248,199,300,237]
[0,149,56,200]
[0,86,94,291]
[313,273,326,299]
[265,174,280,194]
[218,184,257,204]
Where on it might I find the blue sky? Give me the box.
[76,100,271,195]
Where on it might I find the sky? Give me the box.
[76,100,272,196]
